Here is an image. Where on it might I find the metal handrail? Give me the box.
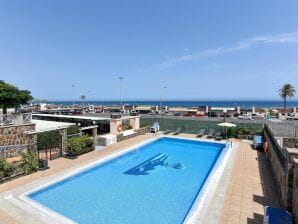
[266,120,298,138]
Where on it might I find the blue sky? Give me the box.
[1,0,298,101]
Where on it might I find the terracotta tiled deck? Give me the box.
[0,134,280,224]
[220,141,280,224]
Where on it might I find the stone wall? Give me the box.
[265,124,298,221]
[264,127,288,208]
[284,149,298,213]
[0,124,36,158]
[293,158,298,223]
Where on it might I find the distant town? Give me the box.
[18,101,298,121]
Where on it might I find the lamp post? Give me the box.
[223,109,227,122]
[223,109,227,138]
[80,95,86,114]
[119,76,123,107]
[159,86,167,113]
[72,85,75,109]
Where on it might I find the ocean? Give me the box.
[43,100,298,108]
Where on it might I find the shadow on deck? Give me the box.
[247,150,281,224]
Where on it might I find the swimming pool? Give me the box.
[26,137,229,224]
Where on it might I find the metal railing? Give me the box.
[0,114,13,126]
[266,121,298,138]
[140,116,263,135]
[264,124,287,168]
[22,113,32,124]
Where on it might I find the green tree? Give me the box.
[278,84,296,109]
[0,80,33,114]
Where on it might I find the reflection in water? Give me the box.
[123,153,185,176]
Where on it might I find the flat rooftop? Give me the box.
[31,119,74,133]
[33,113,111,121]
[33,113,139,121]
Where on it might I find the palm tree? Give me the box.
[278,84,296,109]
[80,95,86,113]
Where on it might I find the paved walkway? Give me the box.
[219,140,280,224]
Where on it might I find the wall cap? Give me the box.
[286,148,298,155]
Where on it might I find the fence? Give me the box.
[264,124,287,168]
[140,116,263,135]
[266,121,298,138]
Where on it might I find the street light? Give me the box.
[119,76,123,107]
[160,86,167,112]
[80,95,86,114]
[72,85,75,109]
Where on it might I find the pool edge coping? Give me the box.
[3,135,231,224]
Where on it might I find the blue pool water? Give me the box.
[29,137,226,224]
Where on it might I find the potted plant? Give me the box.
[38,158,48,170]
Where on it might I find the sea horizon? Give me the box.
[37,100,298,109]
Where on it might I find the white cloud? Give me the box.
[157,31,298,68]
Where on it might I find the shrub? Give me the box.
[0,153,38,180]
[140,121,150,128]
[237,127,254,135]
[66,135,93,156]
[80,135,93,149]
[67,137,81,154]
[227,128,237,138]
[67,125,80,138]
[0,159,13,179]
[255,128,264,135]
[20,152,39,175]
[122,124,132,131]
